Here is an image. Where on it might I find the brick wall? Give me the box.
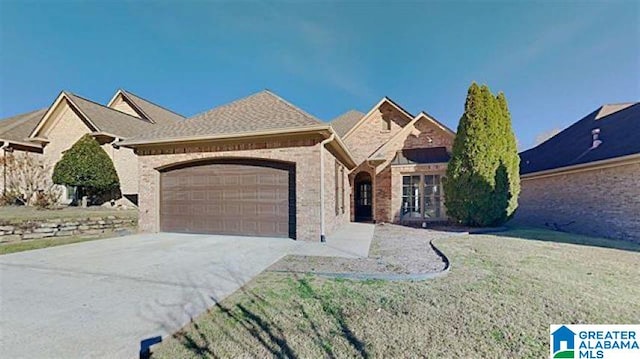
[344,103,411,164]
[514,161,640,242]
[323,147,351,235]
[135,137,346,241]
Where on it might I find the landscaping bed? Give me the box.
[0,206,138,253]
[269,224,448,276]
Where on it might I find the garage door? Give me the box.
[160,160,295,238]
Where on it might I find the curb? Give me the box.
[269,237,452,282]
[467,226,509,235]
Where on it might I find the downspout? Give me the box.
[1,143,10,196]
[319,133,335,243]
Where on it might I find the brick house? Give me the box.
[0,90,184,205]
[118,91,455,241]
[516,103,640,242]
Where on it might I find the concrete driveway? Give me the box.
[0,223,373,359]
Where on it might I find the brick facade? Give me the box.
[514,161,640,243]
[347,113,455,224]
[135,138,350,241]
[32,100,139,204]
[344,103,412,164]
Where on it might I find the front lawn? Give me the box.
[153,228,640,358]
[0,233,124,255]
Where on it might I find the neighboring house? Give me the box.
[119,90,455,241]
[517,103,640,242]
[0,90,185,205]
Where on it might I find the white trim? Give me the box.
[106,89,124,108]
[521,153,640,180]
[0,138,43,149]
[29,92,100,138]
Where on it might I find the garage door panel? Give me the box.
[160,162,293,238]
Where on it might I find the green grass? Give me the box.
[0,234,118,255]
[153,229,640,358]
[0,206,137,222]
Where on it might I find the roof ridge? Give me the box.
[602,101,639,107]
[66,92,156,124]
[262,89,322,124]
[0,108,47,135]
[121,89,186,118]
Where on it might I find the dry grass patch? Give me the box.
[153,229,640,358]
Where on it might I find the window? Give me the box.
[402,174,444,220]
[357,183,371,206]
[423,175,441,219]
[65,185,76,201]
[401,175,421,219]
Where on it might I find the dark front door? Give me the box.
[355,180,372,222]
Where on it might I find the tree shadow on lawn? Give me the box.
[492,226,640,253]
[151,269,369,359]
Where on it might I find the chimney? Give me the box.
[591,128,602,149]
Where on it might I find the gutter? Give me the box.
[118,124,332,147]
[521,153,640,180]
[319,133,335,243]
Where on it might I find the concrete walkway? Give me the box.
[291,222,375,258]
[0,223,374,359]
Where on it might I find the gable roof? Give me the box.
[342,97,414,139]
[64,92,157,138]
[330,110,364,137]
[520,102,640,175]
[119,90,323,145]
[0,108,47,144]
[108,89,185,126]
[28,91,156,140]
[368,112,455,161]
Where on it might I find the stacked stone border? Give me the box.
[0,215,137,243]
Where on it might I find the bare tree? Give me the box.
[1,152,60,207]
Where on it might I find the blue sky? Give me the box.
[0,0,638,150]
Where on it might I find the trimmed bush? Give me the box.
[52,135,120,203]
[443,83,520,226]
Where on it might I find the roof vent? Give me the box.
[591,128,602,149]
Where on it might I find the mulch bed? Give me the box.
[268,223,451,276]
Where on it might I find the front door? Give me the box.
[355,181,372,222]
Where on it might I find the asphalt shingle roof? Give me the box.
[0,108,47,142]
[121,90,323,144]
[330,110,364,137]
[65,92,156,138]
[520,103,640,175]
[121,90,185,126]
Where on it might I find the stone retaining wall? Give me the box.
[0,215,137,243]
